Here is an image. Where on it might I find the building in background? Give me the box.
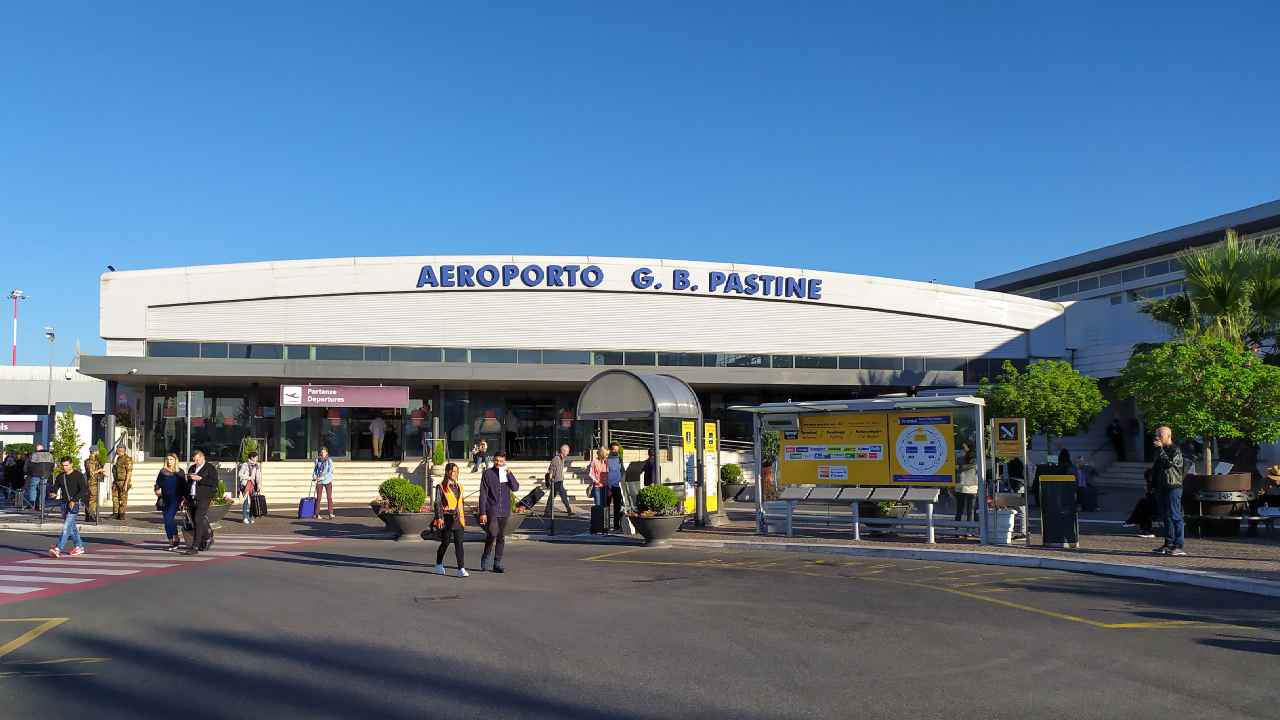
[78,255,1065,463]
[0,365,105,457]
[977,198,1280,460]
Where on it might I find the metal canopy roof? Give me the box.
[729,396,984,415]
[576,370,702,420]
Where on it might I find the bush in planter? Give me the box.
[212,478,232,506]
[720,464,743,484]
[634,484,678,517]
[239,438,259,463]
[378,476,427,514]
[432,439,446,467]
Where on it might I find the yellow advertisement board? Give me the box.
[681,420,697,514]
[778,413,890,485]
[704,422,719,513]
[993,417,1023,459]
[887,411,956,485]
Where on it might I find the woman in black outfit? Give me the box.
[433,462,468,578]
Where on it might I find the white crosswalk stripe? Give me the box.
[19,559,177,569]
[96,550,243,560]
[0,565,140,576]
[0,585,45,594]
[0,574,92,584]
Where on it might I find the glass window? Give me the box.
[904,357,925,372]
[1110,294,1122,305]
[389,346,443,363]
[444,348,468,363]
[795,355,837,369]
[285,345,311,360]
[1164,283,1182,295]
[1147,286,1165,298]
[1122,267,1145,283]
[228,343,283,360]
[314,345,363,361]
[861,356,903,371]
[658,352,703,367]
[1077,277,1099,292]
[471,348,517,363]
[624,351,656,367]
[1038,286,1059,300]
[1099,272,1122,287]
[965,359,992,384]
[1145,260,1171,277]
[516,350,542,364]
[838,356,859,369]
[712,353,768,368]
[770,355,794,369]
[363,346,389,362]
[542,350,592,365]
[200,343,228,359]
[1057,281,1078,295]
[593,352,624,366]
[147,341,199,358]
[926,357,966,372]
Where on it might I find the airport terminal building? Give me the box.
[78,256,1065,463]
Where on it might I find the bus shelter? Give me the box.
[731,396,993,544]
[576,370,711,525]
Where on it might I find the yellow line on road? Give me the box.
[580,548,644,562]
[0,618,68,661]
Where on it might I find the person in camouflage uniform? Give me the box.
[84,452,105,522]
[111,446,133,521]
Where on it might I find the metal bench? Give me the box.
[762,486,954,543]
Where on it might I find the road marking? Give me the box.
[0,618,67,660]
[0,586,44,595]
[580,548,644,562]
[899,565,942,572]
[0,575,90,585]
[18,559,176,569]
[954,575,1060,589]
[0,566,139,576]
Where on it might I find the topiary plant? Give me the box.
[240,438,259,463]
[634,484,679,516]
[378,476,427,514]
[212,478,232,506]
[431,439,446,467]
[719,463,743,484]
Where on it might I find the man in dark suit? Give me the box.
[478,451,519,573]
[185,450,219,555]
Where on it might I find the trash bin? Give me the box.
[1037,464,1078,548]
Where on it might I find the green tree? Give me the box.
[1141,228,1280,353]
[49,408,83,476]
[978,360,1107,454]
[1116,335,1280,474]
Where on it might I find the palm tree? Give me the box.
[1141,228,1280,354]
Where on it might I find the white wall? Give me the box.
[1065,296,1174,377]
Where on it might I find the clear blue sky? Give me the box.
[3,1,1278,361]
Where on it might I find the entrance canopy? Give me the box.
[576,370,701,421]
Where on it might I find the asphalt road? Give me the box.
[0,531,1277,719]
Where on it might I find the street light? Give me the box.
[8,290,27,366]
[44,326,55,445]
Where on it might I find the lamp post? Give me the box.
[8,290,27,366]
[44,326,55,445]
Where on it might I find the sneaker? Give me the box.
[1153,545,1171,555]
[456,568,469,578]
[479,557,491,572]
[1170,548,1187,557]
[434,564,445,575]
[68,546,86,557]
[493,565,506,574]
[1136,532,1156,539]
[48,546,61,558]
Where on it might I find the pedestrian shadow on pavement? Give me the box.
[1197,637,1280,656]
[249,549,435,575]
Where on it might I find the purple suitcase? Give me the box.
[298,496,317,518]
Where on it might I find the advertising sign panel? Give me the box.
[778,413,890,486]
[993,417,1023,459]
[280,385,409,409]
[888,412,956,484]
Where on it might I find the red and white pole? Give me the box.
[10,295,17,366]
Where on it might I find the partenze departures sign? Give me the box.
[415,262,823,300]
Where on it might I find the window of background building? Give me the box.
[795,355,837,369]
[1100,272,1122,287]
[904,357,926,372]
[1039,286,1059,300]
[925,357,966,372]
[624,352,656,367]
[200,343,228,359]
[658,352,703,367]
[861,356,903,371]
[542,350,591,365]
[1077,277,1099,292]
[517,350,542,364]
[228,343,283,359]
[770,355,794,368]
[1122,267,1144,283]
[315,345,363,361]
[838,356,859,370]
[363,346,389,362]
[1145,260,1171,277]
[594,352,624,366]
[389,346,443,362]
[147,341,199,358]
[471,348,517,363]
[444,348,468,363]
[1057,280,1078,296]
[285,345,311,360]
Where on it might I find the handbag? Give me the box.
[155,496,165,511]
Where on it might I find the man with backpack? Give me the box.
[1150,426,1186,556]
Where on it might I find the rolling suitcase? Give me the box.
[251,494,268,517]
[298,496,317,518]
[516,486,545,511]
[590,505,607,534]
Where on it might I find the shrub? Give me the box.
[378,476,426,513]
[212,477,231,506]
[719,464,743,484]
[431,439,446,466]
[3,443,34,456]
[94,440,110,467]
[240,438,259,463]
[635,484,679,516]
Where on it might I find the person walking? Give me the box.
[546,444,574,516]
[24,444,53,512]
[1150,426,1187,556]
[312,446,334,520]
[154,453,185,550]
[111,445,133,521]
[1107,418,1127,462]
[954,449,979,526]
[370,415,387,459]
[48,457,88,558]
[237,451,261,525]
[83,451,105,522]
[185,450,218,555]
[642,448,657,487]
[478,451,519,573]
[433,462,469,577]
[606,444,624,531]
[588,447,609,533]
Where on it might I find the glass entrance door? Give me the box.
[506,401,555,460]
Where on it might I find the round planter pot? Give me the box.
[631,514,684,546]
[370,506,396,532]
[722,483,750,501]
[505,513,527,536]
[1185,473,1252,537]
[387,512,433,542]
[207,504,231,526]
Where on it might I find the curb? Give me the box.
[665,538,1280,599]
